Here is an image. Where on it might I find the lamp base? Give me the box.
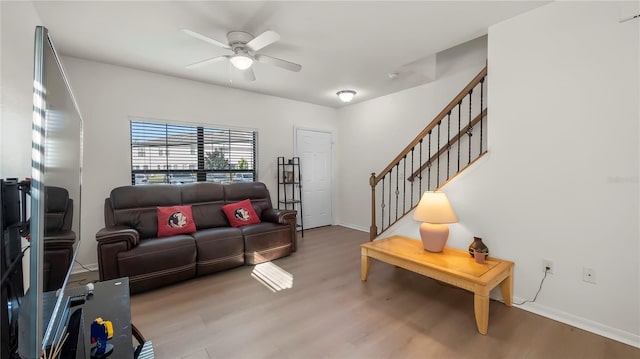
[419,222,449,252]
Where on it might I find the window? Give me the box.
[130,120,257,185]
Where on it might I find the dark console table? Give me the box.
[66,277,153,358]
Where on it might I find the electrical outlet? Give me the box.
[542,259,554,274]
[583,267,596,284]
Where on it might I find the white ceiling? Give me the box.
[32,1,549,108]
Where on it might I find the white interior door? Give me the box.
[295,128,332,229]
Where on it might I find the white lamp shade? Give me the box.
[413,191,458,224]
[230,55,254,70]
[337,90,356,103]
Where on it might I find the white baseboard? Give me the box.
[334,222,368,233]
[511,295,640,348]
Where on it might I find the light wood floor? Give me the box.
[112,226,638,358]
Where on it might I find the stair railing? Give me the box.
[370,66,488,240]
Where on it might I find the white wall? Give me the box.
[352,1,639,346]
[480,1,638,345]
[0,1,43,178]
[59,57,338,270]
[336,36,488,231]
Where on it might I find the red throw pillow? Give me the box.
[157,205,197,238]
[222,199,261,228]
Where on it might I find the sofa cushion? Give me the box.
[117,234,196,293]
[111,184,181,208]
[180,183,228,229]
[191,227,244,276]
[109,184,182,239]
[223,182,272,216]
[157,205,197,237]
[241,222,293,264]
[222,199,261,227]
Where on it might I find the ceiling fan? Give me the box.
[181,28,302,81]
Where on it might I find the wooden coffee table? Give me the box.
[361,235,514,334]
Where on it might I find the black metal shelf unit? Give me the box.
[277,157,303,237]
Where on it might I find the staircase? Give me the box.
[369,66,488,240]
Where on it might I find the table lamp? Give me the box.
[412,191,458,252]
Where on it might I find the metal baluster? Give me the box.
[467,89,473,164]
[410,148,415,207]
[437,121,441,188]
[427,131,432,191]
[395,163,399,221]
[447,111,451,180]
[402,155,407,213]
[418,139,423,195]
[388,169,392,228]
[457,100,462,172]
[480,77,485,153]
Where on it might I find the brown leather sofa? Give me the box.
[95,182,297,293]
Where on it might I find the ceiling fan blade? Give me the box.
[181,28,230,49]
[185,55,229,69]
[246,30,280,52]
[255,54,302,72]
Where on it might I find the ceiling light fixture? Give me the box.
[337,90,356,103]
[230,54,253,70]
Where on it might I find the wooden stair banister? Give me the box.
[370,66,488,240]
[372,67,487,185]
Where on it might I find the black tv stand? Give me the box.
[64,278,153,359]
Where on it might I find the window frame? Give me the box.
[130,119,258,185]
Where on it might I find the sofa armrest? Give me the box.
[96,225,140,246]
[262,208,298,252]
[95,225,140,281]
[262,208,297,225]
[44,230,76,248]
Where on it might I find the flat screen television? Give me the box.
[14,25,83,358]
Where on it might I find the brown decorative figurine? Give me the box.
[468,236,489,258]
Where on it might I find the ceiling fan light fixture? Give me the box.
[230,54,254,70]
[337,90,356,103]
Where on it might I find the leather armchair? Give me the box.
[43,186,76,292]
